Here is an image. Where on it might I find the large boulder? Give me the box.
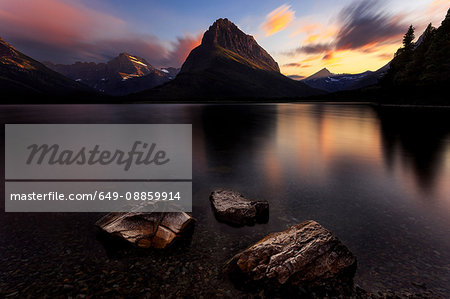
[95,212,195,249]
[209,189,269,226]
[226,220,356,294]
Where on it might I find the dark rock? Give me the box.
[95,212,195,249]
[225,220,356,295]
[209,190,269,226]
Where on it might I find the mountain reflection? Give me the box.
[376,106,450,193]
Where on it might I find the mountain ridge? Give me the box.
[302,64,389,93]
[44,53,174,96]
[0,37,94,98]
[134,18,322,100]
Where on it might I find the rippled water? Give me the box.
[1,103,449,297]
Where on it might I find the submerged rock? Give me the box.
[226,220,356,294]
[209,189,269,226]
[95,212,195,249]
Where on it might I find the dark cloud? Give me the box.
[283,62,302,67]
[288,75,305,80]
[282,62,312,68]
[322,53,333,60]
[335,0,406,50]
[286,43,333,56]
[286,0,407,56]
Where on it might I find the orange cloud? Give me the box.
[262,4,295,36]
[165,34,202,67]
[321,52,341,65]
[290,22,322,37]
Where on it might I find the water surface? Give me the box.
[1,103,449,297]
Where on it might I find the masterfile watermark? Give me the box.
[5,124,192,212]
[26,141,170,171]
[6,124,191,180]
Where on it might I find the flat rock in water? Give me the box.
[226,220,356,293]
[95,212,194,249]
[209,189,269,226]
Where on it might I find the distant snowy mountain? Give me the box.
[302,65,389,92]
[160,67,180,79]
[45,53,177,96]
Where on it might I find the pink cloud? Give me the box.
[0,0,197,67]
[0,0,124,46]
[164,34,202,67]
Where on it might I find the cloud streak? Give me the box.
[0,0,199,67]
[262,4,295,36]
[286,0,407,56]
[164,34,202,67]
[335,0,406,51]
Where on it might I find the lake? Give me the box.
[0,103,449,297]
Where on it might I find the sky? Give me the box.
[0,0,448,78]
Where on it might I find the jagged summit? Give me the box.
[136,18,322,99]
[108,52,156,77]
[182,18,280,73]
[305,68,334,80]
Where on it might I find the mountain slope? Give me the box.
[382,9,450,88]
[45,53,171,96]
[134,18,322,100]
[302,65,389,93]
[0,38,93,97]
[305,68,334,80]
[376,8,450,104]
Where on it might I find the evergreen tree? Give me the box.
[403,25,415,50]
[422,23,436,43]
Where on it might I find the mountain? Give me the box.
[305,68,334,80]
[45,53,172,96]
[0,37,93,98]
[376,8,450,104]
[302,65,389,93]
[382,9,450,89]
[134,18,322,100]
[160,67,180,79]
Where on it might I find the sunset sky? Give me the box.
[0,0,448,78]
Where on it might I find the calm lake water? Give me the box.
[1,103,449,297]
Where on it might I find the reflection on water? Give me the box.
[377,107,449,193]
[0,103,449,296]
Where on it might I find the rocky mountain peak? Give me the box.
[199,18,280,72]
[107,52,155,77]
[305,68,334,80]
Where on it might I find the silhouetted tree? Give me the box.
[403,25,415,50]
[422,23,436,43]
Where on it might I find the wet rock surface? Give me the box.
[226,220,357,295]
[95,212,195,249]
[209,189,269,226]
